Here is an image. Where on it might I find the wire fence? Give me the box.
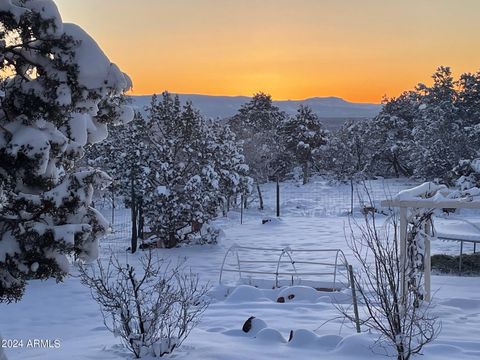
[257,177,420,217]
[93,178,420,253]
[93,177,480,260]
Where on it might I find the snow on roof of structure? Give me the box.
[383,182,480,209]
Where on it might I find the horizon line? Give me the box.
[128,91,382,105]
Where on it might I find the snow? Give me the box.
[1,178,480,359]
[0,0,27,22]
[24,0,63,36]
[0,231,20,262]
[396,181,447,200]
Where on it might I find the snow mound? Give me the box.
[316,334,343,350]
[242,317,267,336]
[255,328,287,343]
[225,285,270,303]
[334,333,391,357]
[277,286,320,303]
[287,329,319,348]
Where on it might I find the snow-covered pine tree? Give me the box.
[320,120,370,181]
[0,0,133,302]
[86,109,150,252]
[365,113,412,177]
[229,93,287,209]
[280,105,327,184]
[457,71,480,156]
[451,159,480,190]
[142,93,222,248]
[410,67,472,180]
[209,121,252,213]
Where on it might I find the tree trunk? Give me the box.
[302,162,309,185]
[137,197,144,241]
[392,154,400,178]
[256,184,264,210]
[166,232,178,248]
[130,176,137,254]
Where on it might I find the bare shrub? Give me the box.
[339,213,440,360]
[79,251,209,358]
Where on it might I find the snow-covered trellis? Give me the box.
[382,182,480,302]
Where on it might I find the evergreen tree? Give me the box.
[410,67,471,180]
[86,110,150,252]
[142,93,223,247]
[0,1,132,302]
[209,122,252,212]
[280,105,327,184]
[229,93,287,209]
[365,113,412,177]
[321,120,370,181]
[457,71,480,154]
[451,159,480,190]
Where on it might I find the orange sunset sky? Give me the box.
[56,0,480,103]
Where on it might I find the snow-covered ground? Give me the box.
[1,178,480,360]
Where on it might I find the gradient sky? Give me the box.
[55,0,480,103]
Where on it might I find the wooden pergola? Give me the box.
[381,197,480,302]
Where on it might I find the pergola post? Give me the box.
[424,220,431,302]
[383,195,480,304]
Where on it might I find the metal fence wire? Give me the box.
[258,178,419,217]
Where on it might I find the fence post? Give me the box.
[240,194,244,225]
[350,178,354,214]
[276,177,280,217]
[111,185,115,225]
[349,265,361,333]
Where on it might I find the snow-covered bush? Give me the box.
[79,252,209,358]
[452,159,480,190]
[0,0,133,301]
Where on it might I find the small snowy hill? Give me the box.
[131,94,381,122]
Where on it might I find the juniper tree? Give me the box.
[209,121,252,213]
[142,93,222,247]
[280,105,327,184]
[0,0,132,302]
[410,67,471,180]
[229,93,287,209]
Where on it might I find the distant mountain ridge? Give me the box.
[130,94,381,121]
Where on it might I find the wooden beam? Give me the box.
[381,199,480,209]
